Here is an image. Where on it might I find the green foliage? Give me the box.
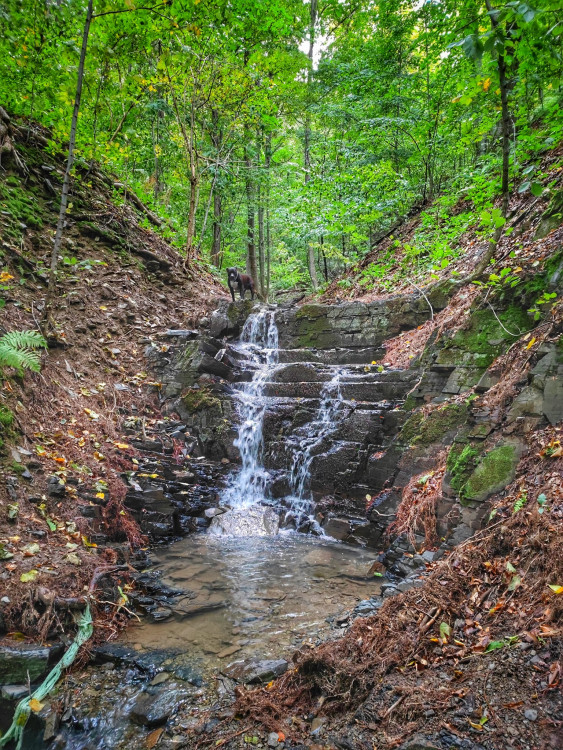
[0,330,47,375]
[513,491,528,514]
[447,444,479,494]
[0,0,561,291]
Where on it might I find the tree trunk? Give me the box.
[472,0,512,278]
[47,0,93,301]
[304,0,318,291]
[211,192,222,267]
[265,132,272,300]
[244,143,258,287]
[210,108,222,267]
[257,132,265,297]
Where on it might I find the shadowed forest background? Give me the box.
[2,0,562,297]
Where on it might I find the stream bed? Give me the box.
[52,532,381,750]
[123,531,381,669]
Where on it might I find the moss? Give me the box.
[295,304,326,320]
[0,406,14,427]
[463,443,519,501]
[10,460,25,475]
[400,402,468,446]
[438,305,531,369]
[0,181,44,230]
[78,221,124,248]
[226,299,253,324]
[446,443,479,494]
[182,387,221,413]
[402,393,418,412]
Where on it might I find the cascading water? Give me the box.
[285,369,344,527]
[220,308,279,509]
[213,307,347,536]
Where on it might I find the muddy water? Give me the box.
[123,532,381,672]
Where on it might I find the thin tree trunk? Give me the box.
[265,132,272,300]
[47,0,93,301]
[211,192,222,267]
[196,170,218,256]
[244,142,258,287]
[210,108,222,267]
[473,0,512,278]
[257,131,265,297]
[320,234,328,282]
[185,99,198,262]
[304,0,319,291]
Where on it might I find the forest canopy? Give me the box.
[1,0,562,295]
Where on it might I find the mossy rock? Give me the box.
[446,440,522,503]
[436,305,530,369]
[399,401,469,446]
[182,387,221,413]
[446,443,479,495]
[535,189,563,240]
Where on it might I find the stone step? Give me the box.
[264,362,415,385]
[261,380,413,401]
[275,347,385,365]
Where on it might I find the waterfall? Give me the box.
[285,369,344,526]
[216,307,346,536]
[221,308,279,509]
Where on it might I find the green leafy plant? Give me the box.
[512,491,528,514]
[0,330,47,375]
[473,267,521,291]
[528,292,557,321]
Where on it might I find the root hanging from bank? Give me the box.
[386,457,446,550]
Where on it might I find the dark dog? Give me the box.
[227,267,255,302]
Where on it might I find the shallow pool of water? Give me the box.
[123,531,381,670]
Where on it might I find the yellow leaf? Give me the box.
[20,570,39,582]
[29,698,43,713]
[0,272,14,282]
[113,442,130,450]
[548,584,563,594]
[95,492,105,499]
[99,305,108,311]
[482,77,491,91]
[526,337,536,350]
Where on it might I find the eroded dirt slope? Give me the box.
[0,107,227,636]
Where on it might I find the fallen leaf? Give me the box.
[146,727,164,748]
[29,698,43,712]
[548,584,563,594]
[20,570,39,582]
[23,543,40,556]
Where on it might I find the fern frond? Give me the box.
[0,329,46,374]
[0,330,46,350]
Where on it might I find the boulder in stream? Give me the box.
[208,506,280,536]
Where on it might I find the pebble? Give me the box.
[524,708,538,721]
[268,732,280,747]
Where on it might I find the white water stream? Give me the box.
[215,307,346,533]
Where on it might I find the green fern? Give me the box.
[0,330,47,375]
